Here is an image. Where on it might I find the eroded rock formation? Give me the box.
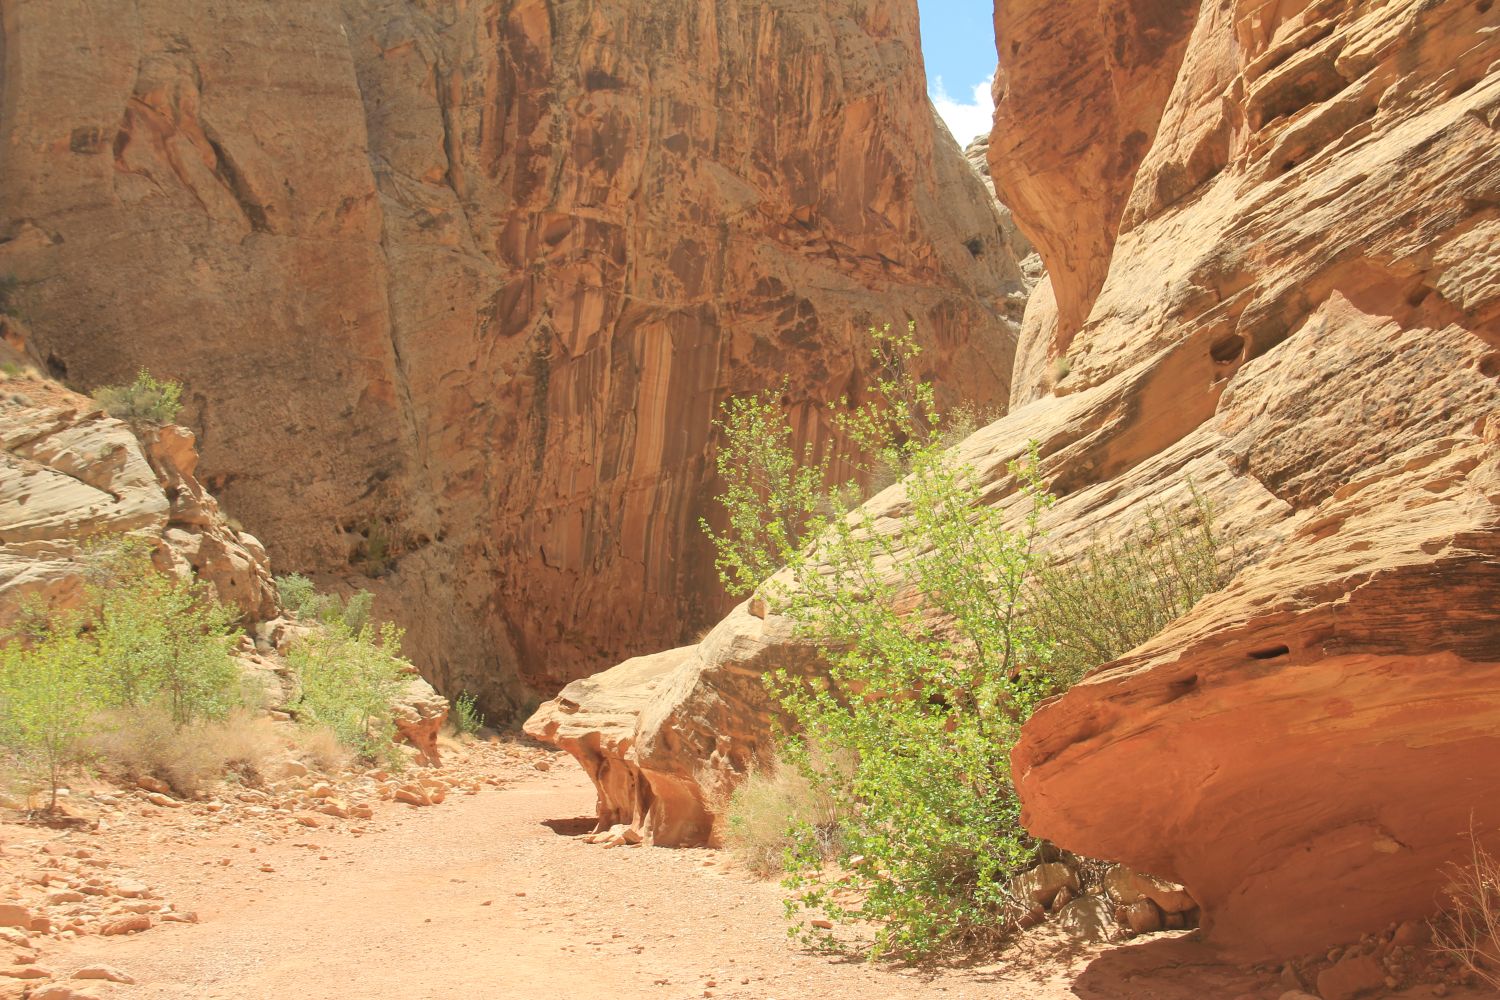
[0,335,278,629]
[0,0,1024,712]
[527,0,1500,961]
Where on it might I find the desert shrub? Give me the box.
[1029,488,1230,688]
[276,576,374,635]
[1,542,245,808]
[453,691,485,736]
[0,628,99,810]
[724,747,847,879]
[89,548,241,725]
[768,446,1057,959]
[90,705,278,798]
[705,325,1232,959]
[275,573,318,615]
[93,369,183,425]
[289,618,409,766]
[290,723,351,775]
[1435,833,1500,991]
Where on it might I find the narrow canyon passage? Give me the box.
[34,757,1270,1000]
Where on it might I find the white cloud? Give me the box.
[930,74,995,145]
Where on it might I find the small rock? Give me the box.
[135,776,171,795]
[31,987,100,1000]
[100,914,151,936]
[295,812,323,828]
[1054,895,1114,943]
[1122,899,1164,935]
[533,760,551,772]
[112,878,149,898]
[1316,953,1386,1000]
[280,759,309,778]
[308,783,335,799]
[1392,920,1431,947]
[809,919,834,930]
[0,966,52,979]
[394,785,430,807]
[1009,862,1080,909]
[0,908,30,932]
[73,965,135,984]
[143,792,180,809]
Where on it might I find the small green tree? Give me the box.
[89,548,241,726]
[454,691,485,736]
[289,618,410,765]
[0,626,100,810]
[93,369,183,424]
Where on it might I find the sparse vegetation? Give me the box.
[93,368,184,425]
[723,747,847,879]
[1029,488,1231,688]
[1435,832,1500,991]
[0,627,100,810]
[288,616,409,768]
[89,545,242,726]
[454,691,485,736]
[90,705,278,799]
[707,325,1231,959]
[276,574,374,634]
[0,541,244,808]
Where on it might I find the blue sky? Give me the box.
[917,0,998,143]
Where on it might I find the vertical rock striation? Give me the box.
[0,0,1024,711]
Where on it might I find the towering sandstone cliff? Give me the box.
[528,0,1500,961]
[0,0,1022,711]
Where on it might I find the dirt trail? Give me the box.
[36,760,1275,999]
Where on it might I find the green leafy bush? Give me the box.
[706,325,1230,959]
[93,369,183,424]
[276,575,373,634]
[90,549,241,725]
[275,573,318,614]
[454,691,485,736]
[289,618,409,766]
[1,541,245,808]
[0,628,99,810]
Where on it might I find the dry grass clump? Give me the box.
[1435,834,1500,991]
[90,705,279,798]
[723,750,846,879]
[289,724,352,775]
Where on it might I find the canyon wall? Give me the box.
[527,0,1500,961]
[0,0,1023,712]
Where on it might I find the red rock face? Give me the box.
[529,0,1500,964]
[994,0,1500,960]
[0,1,1024,711]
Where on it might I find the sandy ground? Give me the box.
[5,752,1474,1000]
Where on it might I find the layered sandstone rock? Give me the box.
[0,0,1024,712]
[529,0,1500,961]
[0,340,277,628]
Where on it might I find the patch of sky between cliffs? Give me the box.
[918,0,998,145]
